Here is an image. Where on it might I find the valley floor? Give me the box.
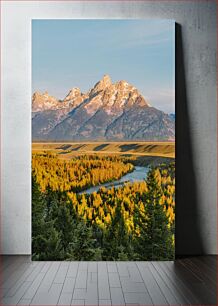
[32,141,175,162]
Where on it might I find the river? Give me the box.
[80,166,149,194]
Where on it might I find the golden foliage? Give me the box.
[32,153,134,192]
[32,153,175,235]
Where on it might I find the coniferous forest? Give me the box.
[32,153,175,261]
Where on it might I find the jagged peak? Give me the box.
[114,79,132,89]
[117,79,128,85]
[32,90,59,112]
[69,87,80,93]
[32,75,150,113]
[101,74,112,84]
[32,91,55,100]
[65,87,81,98]
[93,74,112,90]
[32,91,43,98]
[61,88,82,104]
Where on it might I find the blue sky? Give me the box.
[32,19,175,113]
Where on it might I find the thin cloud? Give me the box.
[89,20,174,50]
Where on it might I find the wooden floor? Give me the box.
[0,256,217,305]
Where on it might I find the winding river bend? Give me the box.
[80,166,149,194]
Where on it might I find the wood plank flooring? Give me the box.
[0,256,217,305]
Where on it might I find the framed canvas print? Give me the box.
[31,19,175,261]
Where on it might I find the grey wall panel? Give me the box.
[1,1,217,254]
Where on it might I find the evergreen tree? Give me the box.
[133,168,174,260]
[32,176,62,260]
[66,219,101,260]
[32,175,46,258]
[50,193,76,252]
[32,154,175,261]
[102,201,132,260]
[33,222,63,261]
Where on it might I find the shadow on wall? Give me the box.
[175,24,205,256]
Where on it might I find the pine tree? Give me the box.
[66,219,101,260]
[133,168,174,260]
[32,175,62,260]
[50,193,76,252]
[102,201,132,260]
[33,223,63,261]
[32,175,46,256]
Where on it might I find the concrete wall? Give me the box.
[1,1,217,255]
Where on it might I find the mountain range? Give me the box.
[32,75,175,141]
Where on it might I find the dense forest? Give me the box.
[32,153,175,260]
[32,154,134,192]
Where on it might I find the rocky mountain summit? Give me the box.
[32,75,175,141]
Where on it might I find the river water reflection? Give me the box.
[80,166,149,194]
